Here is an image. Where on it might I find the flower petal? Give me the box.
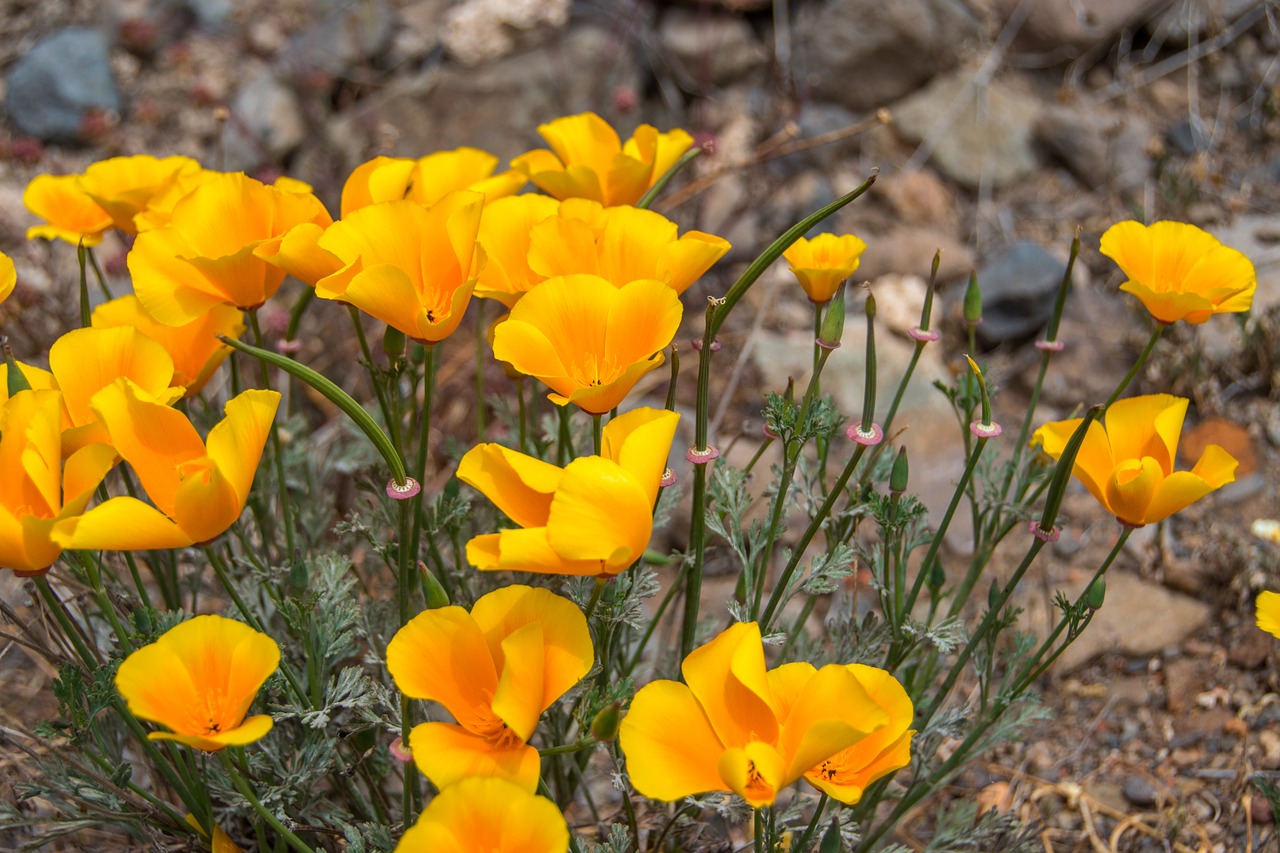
[408,721,540,793]
[545,457,652,571]
[681,622,779,749]
[386,606,498,720]
[619,679,729,801]
[456,443,562,529]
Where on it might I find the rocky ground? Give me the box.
[1,0,1279,850]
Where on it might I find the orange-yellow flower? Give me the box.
[0,390,115,576]
[1100,220,1256,325]
[52,385,280,549]
[48,327,184,453]
[387,585,593,792]
[618,622,893,807]
[1032,394,1237,528]
[459,407,678,577]
[92,296,244,395]
[78,155,202,234]
[1258,591,1280,640]
[24,174,114,246]
[115,614,279,751]
[128,172,332,325]
[0,250,14,306]
[511,112,693,207]
[491,274,681,413]
[782,233,868,304]
[341,148,523,216]
[525,199,729,296]
[473,194,561,307]
[396,777,569,853]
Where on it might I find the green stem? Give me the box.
[637,147,702,209]
[792,793,829,853]
[248,311,297,559]
[85,246,113,300]
[754,808,765,853]
[76,243,92,327]
[591,412,603,456]
[218,751,315,853]
[1105,324,1164,408]
[474,300,487,440]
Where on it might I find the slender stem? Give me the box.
[218,751,315,853]
[680,299,721,660]
[583,577,607,620]
[248,311,297,559]
[557,405,573,466]
[516,378,528,454]
[622,559,689,677]
[1105,325,1164,408]
[76,244,92,327]
[754,808,766,853]
[473,301,487,440]
[592,413,603,455]
[792,793,829,853]
[85,247,113,300]
[33,575,98,666]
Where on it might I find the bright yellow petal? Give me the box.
[682,622,779,749]
[387,606,498,719]
[456,443,563,529]
[1144,444,1237,524]
[545,457,652,571]
[340,156,415,216]
[0,251,14,305]
[618,679,728,801]
[406,148,502,207]
[79,154,201,234]
[777,664,888,782]
[491,320,569,389]
[659,231,731,295]
[408,721,540,792]
[526,214,602,281]
[718,742,785,807]
[205,389,280,504]
[23,174,113,245]
[475,194,559,302]
[603,152,653,208]
[397,777,569,853]
[1103,394,1185,470]
[600,407,680,507]
[473,526,603,576]
[254,222,345,288]
[49,327,177,431]
[52,495,194,550]
[1257,591,1280,640]
[605,278,682,369]
[470,585,594,719]
[1105,456,1164,526]
[171,464,244,545]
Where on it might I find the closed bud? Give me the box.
[889,446,909,494]
[819,817,843,853]
[988,578,1001,610]
[963,270,982,326]
[288,556,308,590]
[929,561,946,589]
[1086,578,1106,610]
[5,348,31,396]
[783,376,795,406]
[383,326,406,365]
[590,702,622,742]
[132,607,152,634]
[817,282,847,348]
[418,562,450,609]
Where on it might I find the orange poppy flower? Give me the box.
[782,233,868,304]
[341,148,523,216]
[115,614,279,751]
[24,174,114,246]
[397,778,569,853]
[78,154,202,234]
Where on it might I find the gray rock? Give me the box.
[1035,105,1151,195]
[795,0,982,111]
[992,0,1169,58]
[4,27,122,143]
[181,0,234,28]
[857,226,975,283]
[891,70,1042,190]
[790,102,863,172]
[658,8,768,88]
[220,72,307,172]
[285,0,398,78]
[969,242,1069,346]
[1122,776,1160,809]
[1167,119,1211,155]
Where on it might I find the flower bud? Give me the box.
[988,578,1001,610]
[820,817,842,853]
[889,446,909,494]
[418,562,450,609]
[963,270,982,326]
[383,326,406,365]
[817,282,846,348]
[590,701,623,742]
[928,562,946,589]
[1085,578,1106,610]
[5,348,30,396]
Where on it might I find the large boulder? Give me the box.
[5,27,122,143]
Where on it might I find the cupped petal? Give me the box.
[171,464,244,544]
[386,606,498,721]
[1143,445,1237,524]
[408,721,540,793]
[469,527,603,576]
[456,443,563,528]
[50,327,178,432]
[718,742,786,807]
[23,174,113,245]
[492,320,570,390]
[397,777,569,853]
[681,622,779,749]
[603,152,654,208]
[619,679,728,801]
[1105,456,1164,526]
[545,457,652,572]
[205,389,281,503]
[659,231,731,294]
[52,495,194,550]
[475,194,559,303]
[526,214,602,281]
[0,251,14,305]
[79,154,201,234]
[149,713,273,751]
[600,407,680,507]
[341,156,415,216]
[1032,417,1111,510]
[777,664,888,782]
[470,584,594,716]
[1102,394,1186,470]
[254,222,344,288]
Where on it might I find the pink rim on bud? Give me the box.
[660,467,677,487]
[685,445,720,464]
[1028,521,1060,542]
[847,422,883,445]
[762,423,779,440]
[690,337,721,352]
[970,421,1003,438]
[815,338,841,351]
[1034,339,1065,352]
[275,338,303,354]
[389,737,413,762]
[908,326,941,343]
[385,477,421,500]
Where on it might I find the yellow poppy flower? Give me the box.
[52,384,280,549]
[24,174,114,246]
[0,250,14,306]
[305,193,485,343]
[1031,394,1237,528]
[386,585,593,792]
[128,172,332,325]
[474,194,561,307]
[618,622,892,807]
[525,199,730,296]
[0,390,116,576]
[397,777,569,853]
[341,148,523,216]
[115,614,280,751]
[459,407,678,577]
[48,327,184,453]
[92,296,244,395]
[511,112,693,207]
[78,154,202,234]
[1258,591,1280,640]
[491,274,681,414]
[782,233,868,304]
[1100,220,1256,325]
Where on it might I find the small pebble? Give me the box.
[1122,775,1159,809]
